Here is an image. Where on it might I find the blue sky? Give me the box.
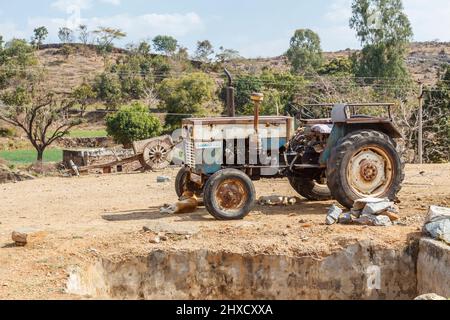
[0,0,449,58]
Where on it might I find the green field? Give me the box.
[67,129,108,138]
[0,149,63,164]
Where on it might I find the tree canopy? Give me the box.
[152,35,178,56]
[286,29,323,75]
[350,0,413,82]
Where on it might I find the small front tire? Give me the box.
[204,169,256,220]
[174,167,203,198]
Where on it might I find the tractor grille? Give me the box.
[184,139,196,168]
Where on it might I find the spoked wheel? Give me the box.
[326,130,405,208]
[140,139,173,171]
[204,169,256,220]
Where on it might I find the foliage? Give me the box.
[0,87,81,162]
[0,126,16,137]
[93,73,123,108]
[194,40,214,63]
[215,46,241,63]
[286,29,323,75]
[152,35,178,56]
[234,71,306,115]
[158,72,219,130]
[422,66,450,162]
[105,102,162,146]
[71,82,96,116]
[93,27,126,54]
[78,25,90,45]
[0,39,38,90]
[319,57,354,76]
[58,27,74,44]
[349,0,413,83]
[31,26,48,47]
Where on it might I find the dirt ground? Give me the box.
[0,164,449,299]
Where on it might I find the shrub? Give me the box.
[105,102,162,147]
[0,127,16,137]
[158,72,218,131]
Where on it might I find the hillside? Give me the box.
[32,41,450,93]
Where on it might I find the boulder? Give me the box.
[423,206,450,245]
[157,176,171,183]
[414,293,447,301]
[353,198,389,211]
[354,214,392,227]
[11,228,47,246]
[362,201,394,215]
[338,213,353,225]
[326,205,343,225]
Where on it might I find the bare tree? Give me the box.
[0,91,81,163]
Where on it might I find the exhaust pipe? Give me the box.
[224,69,235,117]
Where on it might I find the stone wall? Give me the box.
[417,239,450,298]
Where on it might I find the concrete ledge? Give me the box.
[417,238,450,298]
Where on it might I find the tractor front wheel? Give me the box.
[175,167,203,199]
[204,169,256,220]
[326,130,404,208]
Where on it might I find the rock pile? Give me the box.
[326,198,400,227]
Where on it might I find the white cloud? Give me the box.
[25,12,204,43]
[99,0,121,5]
[51,0,93,12]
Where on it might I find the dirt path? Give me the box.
[0,164,449,299]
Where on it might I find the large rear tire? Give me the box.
[326,130,405,208]
[204,169,256,220]
[288,172,332,201]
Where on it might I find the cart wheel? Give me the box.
[204,169,255,220]
[140,139,173,171]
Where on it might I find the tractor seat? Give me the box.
[311,124,333,134]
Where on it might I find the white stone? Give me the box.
[353,198,389,211]
[326,205,343,225]
[424,206,450,245]
[362,201,394,215]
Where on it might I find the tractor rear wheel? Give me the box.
[204,169,256,220]
[288,171,332,201]
[326,130,404,208]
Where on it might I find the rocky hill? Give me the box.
[15,41,450,94]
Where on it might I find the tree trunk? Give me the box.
[36,149,44,163]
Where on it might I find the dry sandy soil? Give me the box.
[0,164,449,299]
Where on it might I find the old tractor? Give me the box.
[175,77,404,220]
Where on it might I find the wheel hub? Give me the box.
[216,179,248,211]
[360,160,379,182]
[347,147,393,196]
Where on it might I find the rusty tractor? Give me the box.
[175,74,404,220]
